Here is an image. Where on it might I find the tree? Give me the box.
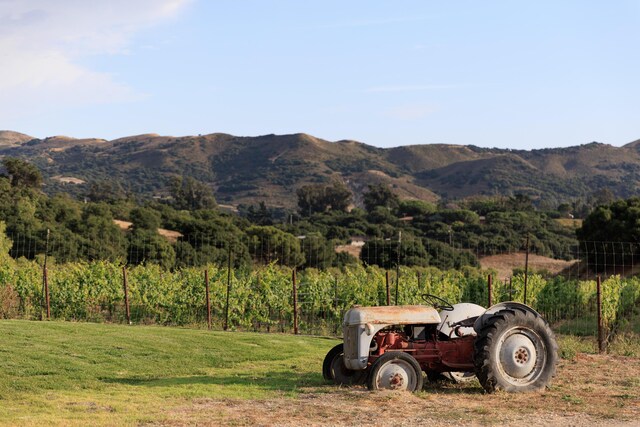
[297,181,352,216]
[507,194,533,212]
[299,232,335,269]
[245,202,274,225]
[87,180,126,203]
[130,207,161,231]
[577,197,640,271]
[246,225,304,266]
[363,184,399,213]
[2,158,42,188]
[170,176,217,210]
[398,200,436,217]
[360,235,428,269]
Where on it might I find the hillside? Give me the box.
[1,131,639,209]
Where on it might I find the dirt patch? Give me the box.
[335,244,362,259]
[112,220,183,243]
[480,253,578,280]
[159,353,640,426]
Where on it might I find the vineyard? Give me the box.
[1,254,639,352]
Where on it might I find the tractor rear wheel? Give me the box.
[367,352,424,392]
[322,343,367,385]
[474,307,558,393]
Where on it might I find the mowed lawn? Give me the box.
[1,320,639,426]
[0,320,336,426]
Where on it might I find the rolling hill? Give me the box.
[0,130,639,209]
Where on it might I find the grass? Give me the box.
[1,320,639,426]
[0,320,336,425]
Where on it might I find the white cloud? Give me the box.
[0,0,191,118]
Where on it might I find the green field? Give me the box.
[1,320,638,426]
[0,320,336,426]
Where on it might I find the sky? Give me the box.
[1,0,639,149]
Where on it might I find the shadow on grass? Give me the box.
[101,371,323,391]
[422,383,484,395]
[101,372,486,395]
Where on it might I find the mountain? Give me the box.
[0,130,34,147]
[0,131,639,209]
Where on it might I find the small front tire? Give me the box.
[367,352,424,392]
[322,343,367,385]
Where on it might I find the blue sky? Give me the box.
[1,0,639,149]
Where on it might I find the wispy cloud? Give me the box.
[0,0,191,118]
[366,84,458,93]
[384,104,437,120]
[311,16,428,30]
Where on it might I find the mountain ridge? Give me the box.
[0,130,638,209]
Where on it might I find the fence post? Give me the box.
[596,275,604,353]
[385,271,391,305]
[43,266,50,320]
[122,266,131,325]
[524,234,530,305]
[487,274,493,307]
[205,269,212,330]
[396,231,401,304]
[334,276,338,311]
[224,246,232,331]
[42,228,51,320]
[292,268,299,335]
[122,265,131,325]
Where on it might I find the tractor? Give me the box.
[322,294,558,393]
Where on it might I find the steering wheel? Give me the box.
[421,294,454,311]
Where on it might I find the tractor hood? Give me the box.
[343,305,441,327]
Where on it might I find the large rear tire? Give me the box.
[322,343,367,385]
[474,307,558,393]
[367,352,424,392]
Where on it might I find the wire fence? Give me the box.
[0,230,638,353]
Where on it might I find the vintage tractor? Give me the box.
[322,295,558,393]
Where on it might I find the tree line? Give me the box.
[0,157,623,271]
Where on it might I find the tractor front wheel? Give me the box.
[474,307,558,393]
[367,352,424,392]
[322,343,367,386]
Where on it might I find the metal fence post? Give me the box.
[487,274,493,307]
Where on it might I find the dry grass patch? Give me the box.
[160,353,639,426]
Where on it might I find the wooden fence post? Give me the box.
[205,269,212,330]
[385,271,391,306]
[122,266,131,325]
[597,275,604,353]
[487,274,493,307]
[292,268,298,335]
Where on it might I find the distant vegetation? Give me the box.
[0,157,584,271]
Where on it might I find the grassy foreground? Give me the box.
[0,320,336,425]
[1,320,639,426]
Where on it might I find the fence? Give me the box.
[0,230,639,353]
